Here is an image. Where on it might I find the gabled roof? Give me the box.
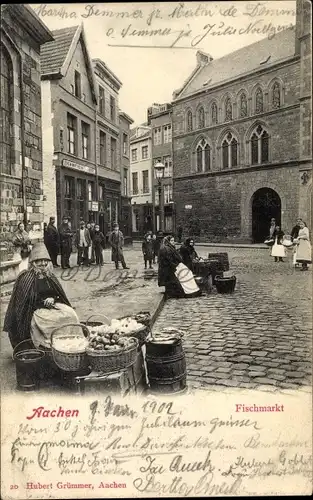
[130,128,151,144]
[175,28,296,100]
[119,111,134,125]
[1,4,54,45]
[40,24,98,103]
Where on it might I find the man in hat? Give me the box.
[45,216,60,267]
[75,220,91,267]
[108,223,129,269]
[3,242,77,348]
[58,216,73,269]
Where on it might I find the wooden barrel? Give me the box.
[208,252,230,271]
[145,338,187,394]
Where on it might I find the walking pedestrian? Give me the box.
[142,233,154,269]
[93,224,105,266]
[294,221,311,271]
[13,222,32,273]
[75,220,91,267]
[58,216,73,269]
[45,216,60,267]
[108,223,129,270]
[271,225,286,262]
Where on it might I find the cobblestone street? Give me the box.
[153,245,312,392]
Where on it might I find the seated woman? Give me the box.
[180,238,199,272]
[4,242,79,350]
[158,235,201,299]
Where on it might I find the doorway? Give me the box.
[252,188,281,243]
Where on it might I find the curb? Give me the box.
[132,240,268,250]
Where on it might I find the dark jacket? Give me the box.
[108,230,124,262]
[142,238,154,260]
[291,225,301,241]
[59,223,73,248]
[46,222,59,247]
[75,228,91,247]
[180,240,199,271]
[273,228,285,245]
[158,238,183,287]
[93,230,105,249]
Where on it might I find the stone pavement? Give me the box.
[153,245,312,392]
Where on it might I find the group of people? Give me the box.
[43,217,129,270]
[268,217,311,270]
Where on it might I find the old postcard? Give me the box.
[0,1,312,498]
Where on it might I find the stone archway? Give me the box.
[251,188,281,243]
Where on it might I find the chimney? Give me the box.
[196,50,213,66]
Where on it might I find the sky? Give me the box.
[30,1,297,126]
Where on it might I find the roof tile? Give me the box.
[40,26,78,76]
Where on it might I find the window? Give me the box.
[187,110,193,131]
[163,124,172,143]
[0,45,13,175]
[198,107,205,129]
[77,179,86,220]
[131,148,137,161]
[142,145,148,159]
[88,181,94,201]
[272,82,281,109]
[164,156,173,177]
[67,113,77,155]
[70,84,74,94]
[64,176,74,212]
[255,87,264,114]
[99,184,105,212]
[123,133,128,155]
[195,138,211,172]
[132,172,138,195]
[110,137,117,169]
[154,127,162,145]
[240,93,248,118]
[110,95,115,122]
[99,130,106,165]
[250,124,269,164]
[164,184,173,204]
[211,102,218,125]
[222,132,238,169]
[99,86,105,115]
[81,122,90,159]
[225,97,232,121]
[142,170,149,193]
[123,168,128,196]
[74,71,81,98]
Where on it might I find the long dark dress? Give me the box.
[158,240,185,298]
[46,223,60,265]
[3,269,71,348]
[180,243,198,271]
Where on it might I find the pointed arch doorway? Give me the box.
[252,188,281,243]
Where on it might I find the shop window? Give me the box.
[64,176,74,212]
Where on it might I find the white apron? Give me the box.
[271,238,286,258]
[295,228,312,263]
[30,303,79,349]
[175,262,199,295]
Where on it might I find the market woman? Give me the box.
[4,242,79,349]
[180,237,199,272]
[158,235,201,298]
[13,222,32,273]
[294,221,312,271]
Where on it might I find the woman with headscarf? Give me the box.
[294,221,311,271]
[13,222,32,273]
[3,242,79,349]
[158,235,201,298]
[180,238,199,272]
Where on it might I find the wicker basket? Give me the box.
[86,338,138,374]
[118,315,150,346]
[82,314,111,330]
[51,323,89,372]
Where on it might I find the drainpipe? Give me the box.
[94,108,99,224]
[170,108,175,235]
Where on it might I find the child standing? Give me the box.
[142,233,154,269]
[271,225,286,262]
[93,224,105,266]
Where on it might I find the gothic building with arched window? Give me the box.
[171,0,311,242]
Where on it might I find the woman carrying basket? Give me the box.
[4,242,79,349]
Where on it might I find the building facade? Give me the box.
[130,126,153,237]
[119,111,134,238]
[148,103,174,233]
[0,4,53,235]
[171,0,311,243]
[41,24,98,230]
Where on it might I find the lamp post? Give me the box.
[154,160,165,232]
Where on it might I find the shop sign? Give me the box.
[62,159,95,175]
[91,201,99,212]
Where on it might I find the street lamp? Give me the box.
[154,160,165,232]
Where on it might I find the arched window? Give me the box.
[272,82,281,109]
[0,45,13,175]
[240,93,248,118]
[255,87,264,114]
[250,124,269,164]
[187,110,193,132]
[211,102,218,125]
[225,97,232,121]
[198,107,205,129]
[222,132,238,169]
[195,138,210,172]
